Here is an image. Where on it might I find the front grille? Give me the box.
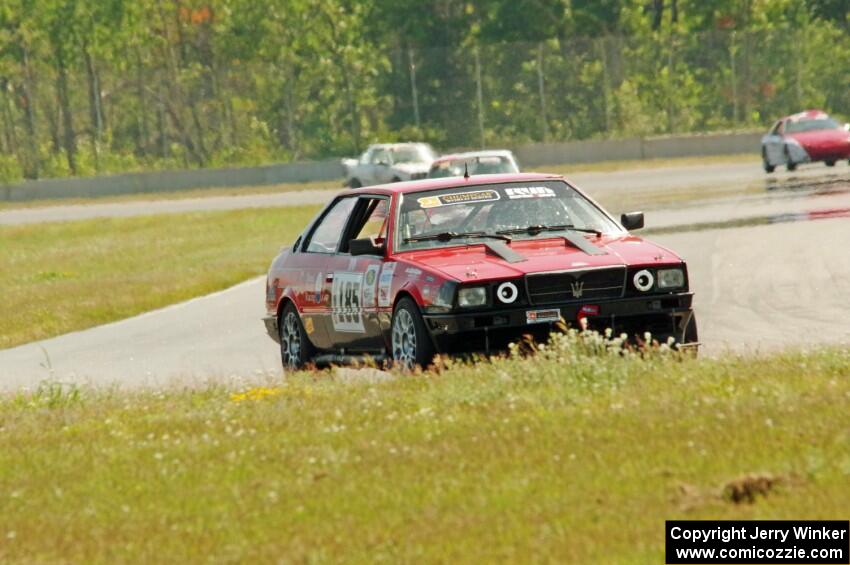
[409,172,427,180]
[526,267,626,305]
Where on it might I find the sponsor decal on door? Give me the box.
[377,262,397,307]
[362,264,380,308]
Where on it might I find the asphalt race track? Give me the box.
[1,162,849,391]
[1,159,847,226]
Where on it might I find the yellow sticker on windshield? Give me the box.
[417,196,442,208]
[418,190,500,208]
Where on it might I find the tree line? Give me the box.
[0,0,847,181]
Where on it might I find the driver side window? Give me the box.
[355,199,389,241]
[305,197,357,254]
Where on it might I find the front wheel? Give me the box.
[279,303,316,370]
[391,297,435,369]
[785,147,797,171]
[348,178,362,189]
[762,149,775,173]
[825,160,836,167]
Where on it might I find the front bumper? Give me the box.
[423,292,694,353]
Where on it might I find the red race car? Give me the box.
[264,173,698,369]
[762,110,850,173]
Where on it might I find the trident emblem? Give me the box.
[570,280,584,298]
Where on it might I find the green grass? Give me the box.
[0,206,319,348]
[1,337,848,562]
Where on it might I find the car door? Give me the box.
[298,195,359,350]
[764,120,785,164]
[323,196,391,353]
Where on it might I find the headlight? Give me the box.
[657,268,684,289]
[458,287,487,308]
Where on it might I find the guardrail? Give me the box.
[514,131,762,168]
[0,159,345,203]
[1,131,761,203]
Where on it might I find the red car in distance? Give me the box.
[762,110,850,173]
[264,173,698,369]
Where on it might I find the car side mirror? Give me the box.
[621,211,645,231]
[349,237,384,256]
[377,160,390,167]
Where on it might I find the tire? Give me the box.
[784,146,797,171]
[391,176,402,183]
[762,149,775,173]
[825,160,836,167]
[348,178,362,189]
[279,302,316,370]
[390,297,435,369]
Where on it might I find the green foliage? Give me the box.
[0,0,847,183]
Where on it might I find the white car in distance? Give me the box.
[427,149,520,178]
[342,143,436,188]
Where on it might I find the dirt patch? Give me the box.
[722,473,783,504]
[674,472,804,510]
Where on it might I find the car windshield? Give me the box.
[392,145,432,164]
[396,181,622,250]
[429,156,518,178]
[785,117,840,133]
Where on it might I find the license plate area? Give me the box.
[526,308,561,324]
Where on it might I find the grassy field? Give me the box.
[0,205,319,348]
[1,335,848,562]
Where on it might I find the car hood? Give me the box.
[397,235,682,282]
[393,162,431,174]
[787,129,850,147]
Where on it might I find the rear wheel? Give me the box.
[279,303,316,370]
[785,146,797,171]
[762,148,775,173]
[348,178,362,189]
[825,160,836,167]
[391,297,435,369]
